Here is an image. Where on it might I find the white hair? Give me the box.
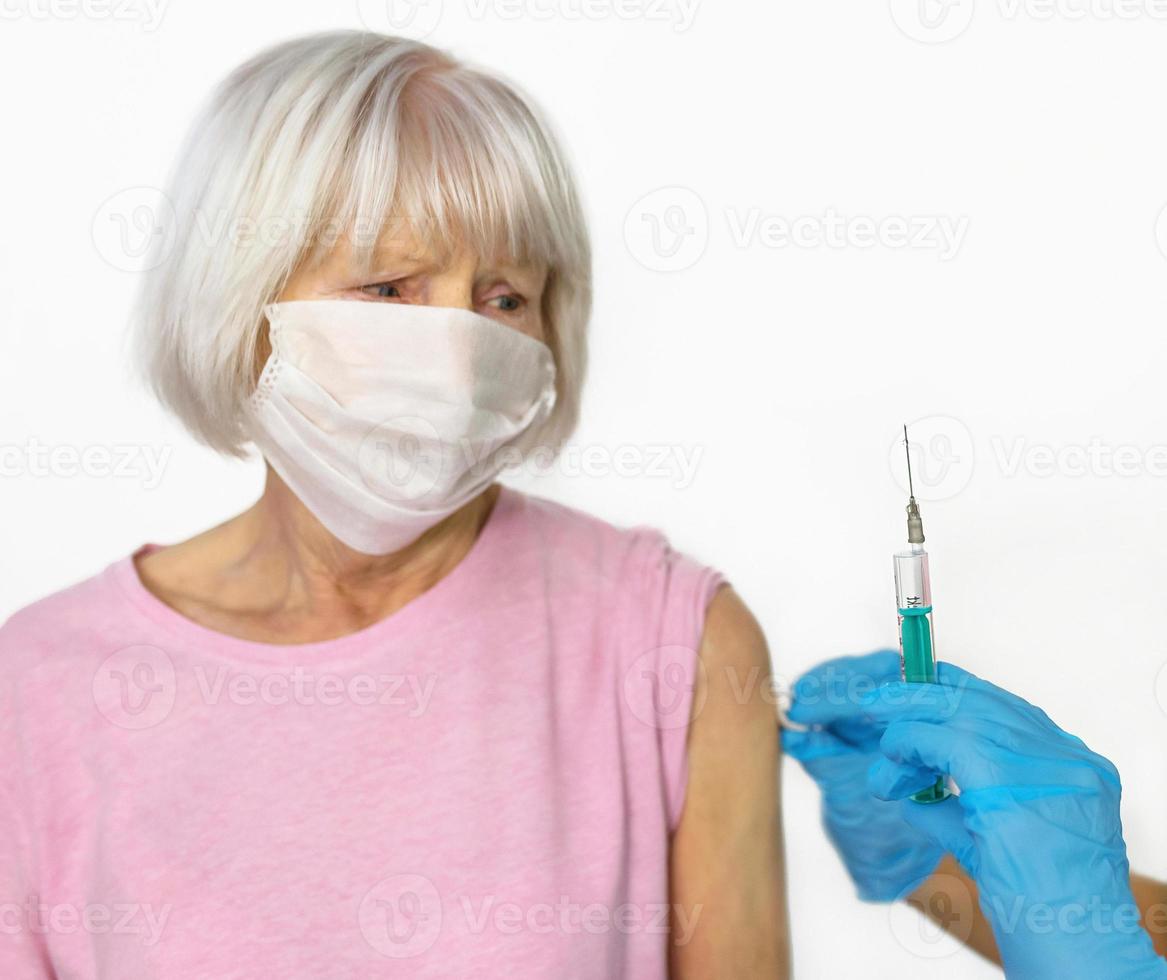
[132,30,591,458]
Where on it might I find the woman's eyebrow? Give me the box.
[487,262,548,286]
[359,253,431,279]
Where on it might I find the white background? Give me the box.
[3,0,1167,976]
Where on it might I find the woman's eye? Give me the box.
[492,294,523,312]
[362,282,401,299]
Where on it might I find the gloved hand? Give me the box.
[782,650,944,902]
[863,662,1167,979]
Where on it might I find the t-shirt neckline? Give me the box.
[106,485,518,665]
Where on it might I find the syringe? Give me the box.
[893,425,950,804]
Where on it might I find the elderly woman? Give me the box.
[0,31,788,978]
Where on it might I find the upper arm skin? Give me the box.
[669,586,791,979]
[1131,874,1167,960]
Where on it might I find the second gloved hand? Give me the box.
[863,663,1167,980]
[782,650,944,902]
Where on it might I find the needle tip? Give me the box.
[902,424,915,499]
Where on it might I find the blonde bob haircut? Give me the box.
[133,30,591,458]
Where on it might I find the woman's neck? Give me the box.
[134,471,498,644]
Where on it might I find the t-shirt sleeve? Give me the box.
[618,528,727,834]
[0,630,54,978]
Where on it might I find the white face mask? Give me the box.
[246,300,557,555]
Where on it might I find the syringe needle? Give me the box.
[902,424,925,545]
[903,423,915,500]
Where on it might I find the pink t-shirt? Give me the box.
[0,487,725,979]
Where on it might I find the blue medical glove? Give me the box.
[782,650,944,902]
[863,663,1167,979]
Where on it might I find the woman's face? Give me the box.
[277,223,549,343]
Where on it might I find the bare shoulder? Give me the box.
[669,586,791,978]
[697,586,772,700]
[685,586,779,817]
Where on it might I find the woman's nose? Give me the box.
[425,279,475,310]
[425,252,479,310]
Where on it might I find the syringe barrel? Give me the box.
[893,549,931,614]
[894,549,938,686]
[893,546,948,801]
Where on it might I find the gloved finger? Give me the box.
[872,720,996,793]
[782,726,847,762]
[864,681,1091,764]
[866,755,938,800]
[783,725,883,765]
[860,681,1044,739]
[933,661,989,691]
[936,662,1069,738]
[829,716,885,753]
[787,649,902,726]
[859,680,956,721]
[876,719,1120,800]
[896,797,977,874]
[785,728,877,792]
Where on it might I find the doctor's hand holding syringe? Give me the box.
[786,652,1167,979]
[783,427,1167,978]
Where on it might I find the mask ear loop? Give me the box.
[250,304,285,412]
